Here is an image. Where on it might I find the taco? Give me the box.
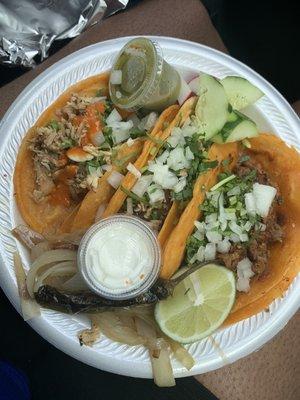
[160,132,300,324]
[102,96,233,248]
[14,72,176,235]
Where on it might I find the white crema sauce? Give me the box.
[85,222,154,293]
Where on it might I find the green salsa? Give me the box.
[109,37,181,112]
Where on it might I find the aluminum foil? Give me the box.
[0,0,129,68]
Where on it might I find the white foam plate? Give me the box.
[0,36,299,378]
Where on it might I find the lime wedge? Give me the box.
[155,264,236,343]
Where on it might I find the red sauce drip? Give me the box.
[50,165,78,207]
[50,183,71,207]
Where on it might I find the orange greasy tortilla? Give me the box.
[102,97,197,246]
[14,73,111,235]
[160,142,239,279]
[160,132,300,326]
[224,133,300,325]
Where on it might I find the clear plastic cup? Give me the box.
[78,215,161,300]
[109,37,181,112]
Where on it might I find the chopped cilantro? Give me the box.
[198,160,218,172]
[129,127,145,139]
[150,208,162,220]
[103,100,113,118]
[239,154,250,163]
[148,186,157,194]
[85,156,104,173]
[120,186,148,204]
[102,126,113,147]
[48,120,60,131]
[60,138,75,149]
[245,170,257,181]
[96,88,106,97]
[186,236,204,263]
[221,158,230,167]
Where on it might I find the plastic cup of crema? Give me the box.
[109,37,181,112]
[78,215,161,300]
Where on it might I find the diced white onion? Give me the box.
[217,239,231,254]
[156,150,169,165]
[237,258,255,279]
[147,184,165,204]
[196,246,205,262]
[206,231,222,244]
[236,277,251,293]
[167,127,185,148]
[110,70,122,85]
[102,164,112,171]
[91,131,105,146]
[126,137,135,147]
[220,221,227,231]
[243,221,252,232]
[181,124,198,137]
[167,147,190,171]
[132,175,153,197]
[225,211,236,221]
[229,233,240,243]
[239,233,249,242]
[193,230,204,241]
[126,162,141,179]
[108,120,133,144]
[205,221,219,231]
[107,171,124,189]
[177,77,192,105]
[229,221,243,236]
[189,252,198,264]
[236,258,254,292]
[218,193,227,224]
[151,164,178,189]
[252,183,277,217]
[127,113,140,127]
[173,177,187,193]
[188,76,201,95]
[227,186,241,196]
[205,213,218,224]
[144,112,158,131]
[204,243,216,261]
[126,198,133,215]
[245,192,256,216]
[185,146,194,160]
[194,221,205,232]
[106,108,122,125]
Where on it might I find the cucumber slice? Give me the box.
[212,111,258,143]
[195,73,229,140]
[211,134,223,144]
[221,76,264,110]
[225,119,258,142]
[227,111,239,122]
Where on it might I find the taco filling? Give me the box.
[119,116,220,233]
[29,95,159,206]
[14,72,176,234]
[186,153,283,292]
